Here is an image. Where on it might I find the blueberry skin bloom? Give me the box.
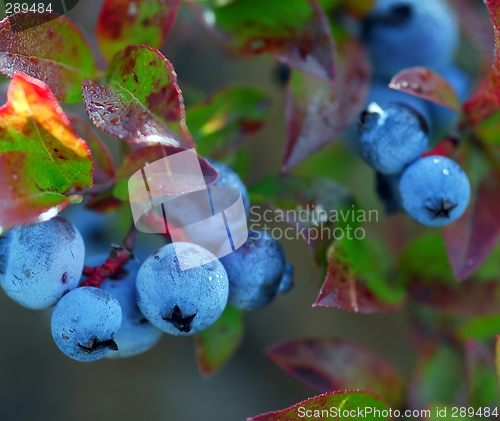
[206,158,250,213]
[51,287,123,362]
[136,243,229,336]
[99,260,163,359]
[358,102,429,175]
[0,216,85,309]
[364,0,459,79]
[219,231,287,311]
[399,156,471,227]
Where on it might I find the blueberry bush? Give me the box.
[1,0,500,419]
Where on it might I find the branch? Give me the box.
[81,222,138,288]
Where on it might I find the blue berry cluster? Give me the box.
[355,0,471,227]
[0,161,294,362]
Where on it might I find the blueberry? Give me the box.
[399,156,471,227]
[278,263,294,295]
[430,66,470,140]
[342,80,432,156]
[0,216,85,309]
[358,102,429,174]
[363,0,459,79]
[51,286,122,362]
[136,243,229,336]
[83,256,163,359]
[219,231,288,311]
[206,158,250,213]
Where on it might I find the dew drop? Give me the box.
[12,173,19,181]
[401,81,409,88]
[443,169,450,175]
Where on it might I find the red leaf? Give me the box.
[442,172,500,281]
[267,338,405,407]
[82,45,193,147]
[247,391,390,421]
[69,116,116,184]
[189,0,335,81]
[283,39,370,169]
[0,151,79,232]
[0,12,96,102]
[389,67,461,111]
[409,279,500,316]
[463,0,500,126]
[314,256,404,314]
[96,0,181,61]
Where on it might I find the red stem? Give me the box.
[81,222,138,288]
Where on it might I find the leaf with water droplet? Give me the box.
[96,0,181,61]
[0,12,96,102]
[389,67,460,111]
[82,45,193,147]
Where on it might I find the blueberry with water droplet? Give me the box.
[357,102,429,175]
[136,243,229,335]
[399,156,471,227]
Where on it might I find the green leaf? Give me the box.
[459,315,500,341]
[0,151,80,233]
[195,305,243,376]
[188,0,336,81]
[0,72,93,193]
[82,45,193,147]
[0,12,96,102]
[410,343,466,409]
[186,86,272,161]
[96,0,181,61]
[247,391,390,421]
[465,340,499,408]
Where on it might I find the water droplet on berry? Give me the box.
[443,169,450,175]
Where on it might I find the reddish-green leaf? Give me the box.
[82,45,193,147]
[186,86,272,160]
[283,39,370,169]
[314,240,405,314]
[113,144,218,200]
[247,391,390,421]
[195,305,243,376]
[267,338,405,407]
[0,12,96,102]
[0,72,93,193]
[463,0,500,126]
[410,280,500,316]
[442,172,500,281]
[69,116,115,184]
[189,0,335,81]
[389,67,461,111]
[465,340,499,408]
[0,152,80,233]
[96,0,181,61]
